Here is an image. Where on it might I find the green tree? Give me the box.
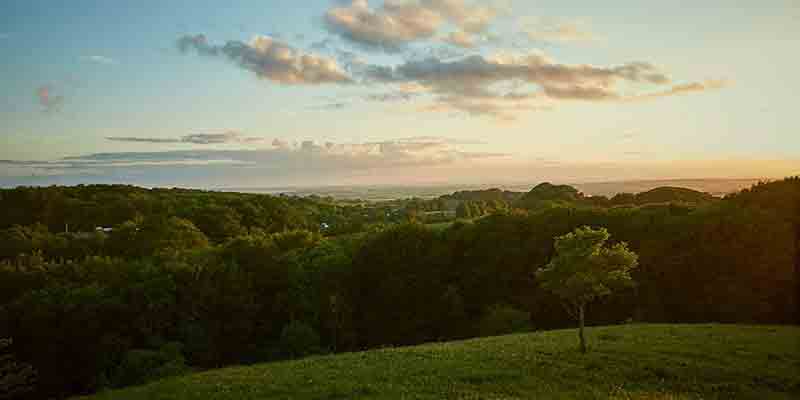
[0,224,51,261]
[108,216,209,257]
[456,202,471,218]
[191,205,244,243]
[279,321,322,358]
[536,226,638,353]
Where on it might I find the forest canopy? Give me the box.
[0,177,798,398]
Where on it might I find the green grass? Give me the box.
[79,324,800,400]
[425,221,457,231]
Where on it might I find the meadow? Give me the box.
[78,324,800,400]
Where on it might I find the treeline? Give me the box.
[0,184,411,246]
[515,183,717,210]
[0,178,798,398]
[402,183,718,220]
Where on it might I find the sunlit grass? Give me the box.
[78,324,800,399]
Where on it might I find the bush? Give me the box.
[110,342,188,388]
[279,321,323,358]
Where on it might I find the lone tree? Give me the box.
[536,226,638,353]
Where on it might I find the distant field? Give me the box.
[426,221,457,231]
[78,324,800,400]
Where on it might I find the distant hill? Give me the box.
[514,182,718,210]
[573,178,765,198]
[515,182,585,210]
[78,324,800,400]
[612,186,716,206]
[440,188,522,202]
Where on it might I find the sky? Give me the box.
[1,0,798,188]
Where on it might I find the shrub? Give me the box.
[110,342,188,388]
[280,321,323,358]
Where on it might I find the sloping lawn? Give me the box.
[78,324,800,400]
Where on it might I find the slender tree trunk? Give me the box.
[578,305,587,354]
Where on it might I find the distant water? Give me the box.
[218,178,765,201]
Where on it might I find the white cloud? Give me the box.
[324,0,443,52]
[324,0,499,51]
[423,0,498,33]
[521,18,596,44]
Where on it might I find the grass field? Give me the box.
[78,324,800,400]
[425,221,457,231]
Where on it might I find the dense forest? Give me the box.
[1,178,798,399]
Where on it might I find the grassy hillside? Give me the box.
[78,324,800,400]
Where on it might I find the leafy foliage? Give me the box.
[537,226,638,352]
[537,226,638,310]
[0,178,797,397]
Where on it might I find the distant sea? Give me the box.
[217,178,767,201]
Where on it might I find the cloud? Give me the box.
[0,155,252,181]
[540,84,619,101]
[36,85,64,112]
[106,131,266,144]
[631,79,729,101]
[397,135,486,144]
[177,34,352,84]
[422,0,498,33]
[443,30,476,48]
[324,0,498,52]
[272,139,291,149]
[0,137,511,187]
[175,6,725,122]
[355,52,688,118]
[324,0,443,52]
[106,136,507,170]
[365,91,419,102]
[522,18,595,44]
[365,54,671,90]
[419,94,552,120]
[262,137,507,164]
[4,152,798,189]
[308,102,349,110]
[81,55,117,65]
[107,137,179,144]
[619,130,639,142]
